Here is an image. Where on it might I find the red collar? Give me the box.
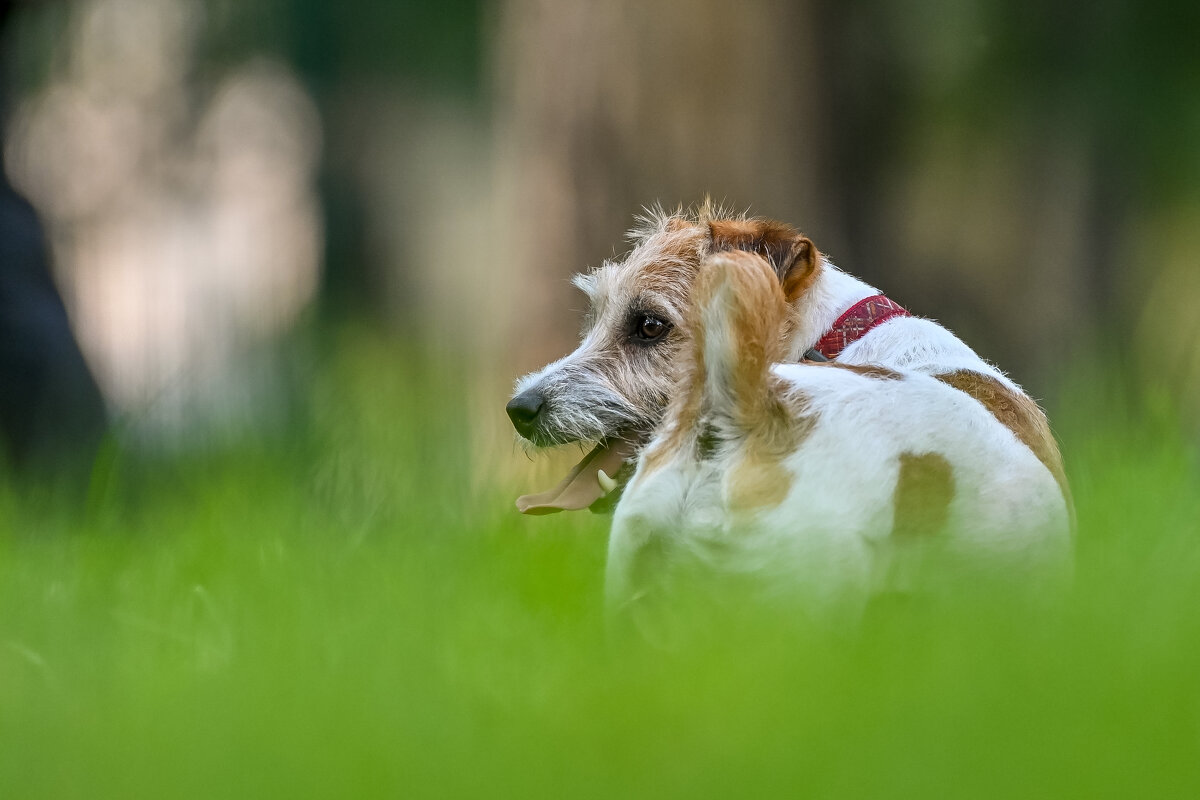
[807,294,910,360]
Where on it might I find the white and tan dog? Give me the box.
[506,204,1072,617]
[606,249,1071,626]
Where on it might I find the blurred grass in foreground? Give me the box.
[1,332,1199,799]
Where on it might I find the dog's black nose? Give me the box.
[506,388,545,437]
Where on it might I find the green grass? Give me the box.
[2,336,1199,798]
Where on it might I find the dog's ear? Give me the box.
[708,219,820,303]
[779,236,819,303]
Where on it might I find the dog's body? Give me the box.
[506,205,1072,620]
[606,251,1071,626]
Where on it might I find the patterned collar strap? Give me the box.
[810,294,910,360]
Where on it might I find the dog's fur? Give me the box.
[509,203,1072,617]
[607,250,1071,627]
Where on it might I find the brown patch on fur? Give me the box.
[935,371,1072,508]
[643,250,821,508]
[628,206,825,306]
[779,238,820,304]
[728,446,795,512]
[638,245,823,508]
[708,218,821,300]
[636,275,708,477]
[662,216,690,233]
[708,251,816,513]
[824,362,904,380]
[892,452,955,537]
[727,390,816,513]
[638,358,705,477]
[632,229,708,296]
[772,375,816,418]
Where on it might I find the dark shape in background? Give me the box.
[0,0,106,478]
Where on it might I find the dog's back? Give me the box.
[608,251,1072,625]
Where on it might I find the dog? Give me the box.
[506,204,1072,611]
[605,249,1072,627]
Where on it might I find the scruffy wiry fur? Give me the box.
[511,204,1068,495]
[508,203,1074,624]
[607,252,1072,632]
[511,201,817,450]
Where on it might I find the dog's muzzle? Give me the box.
[505,387,545,439]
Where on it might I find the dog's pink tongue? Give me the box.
[517,439,636,515]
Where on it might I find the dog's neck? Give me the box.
[784,261,880,361]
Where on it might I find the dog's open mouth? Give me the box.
[516,437,638,515]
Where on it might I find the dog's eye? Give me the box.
[634,315,669,341]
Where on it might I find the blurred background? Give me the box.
[2,0,1199,475]
[6,6,1200,794]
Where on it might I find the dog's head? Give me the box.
[507,204,819,514]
